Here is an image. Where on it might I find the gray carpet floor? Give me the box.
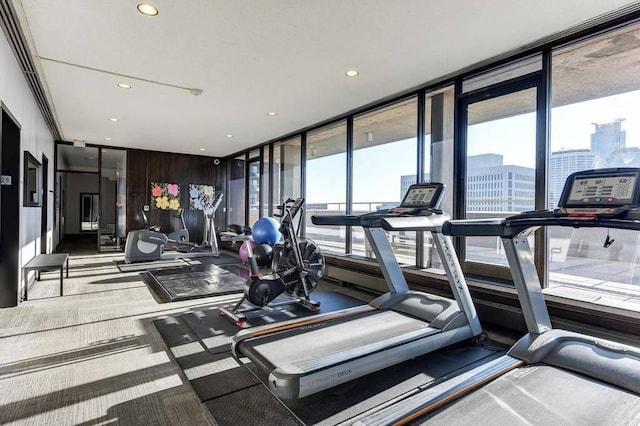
[0,250,247,425]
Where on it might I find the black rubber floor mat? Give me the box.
[152,316,197,347]
[222,289,367,328]
[186,352,260,400]
[181,308,241,354]
[145,263,246,301]
[204,384,302,426]
[153,316,259,400]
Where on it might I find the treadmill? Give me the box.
[350,168,640,425]
[231,183,482,400]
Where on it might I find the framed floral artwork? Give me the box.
[151,182,180,210]
[189,184,215,211]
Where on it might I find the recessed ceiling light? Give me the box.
[109,118,119,122]
[137,4,158,16]
[345,70,359,77]
[199,148,206,151]
[117,83,131,89]
[105,137,112,141]
[267,112,278,116]
[226,134,234,138]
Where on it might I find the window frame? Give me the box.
[455,71,549,284]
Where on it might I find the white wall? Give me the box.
[0,30,55,300]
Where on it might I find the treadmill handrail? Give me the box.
[380,215,448,232]
[312,209,442,228]
[443,211,640,238]
[311,214,365,227]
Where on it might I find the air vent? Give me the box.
[0,0,61,140]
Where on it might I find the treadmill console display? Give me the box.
[557,168,640,214]
[402,186,438,207]
[388,183,444,215]
[566,175,636,206]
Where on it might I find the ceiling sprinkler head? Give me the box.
[189,88,204,96]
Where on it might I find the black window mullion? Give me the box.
[416,91,426,268]
[268,143,274,217]
[300,133,307,238]
[535,48,553,288]
[346,117,354,254]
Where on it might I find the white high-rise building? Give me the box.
[548,149,597,208]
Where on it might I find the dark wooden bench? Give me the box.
[23,253,69,300]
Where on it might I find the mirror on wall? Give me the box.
[80,193,99,231]
[23,151,41,207]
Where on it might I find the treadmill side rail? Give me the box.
[345,354,524,426]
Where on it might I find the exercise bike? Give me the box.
[220,198,325,327]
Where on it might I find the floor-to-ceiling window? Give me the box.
[219,17,640,317]
[424,85,455,270]
[352,98,418,263]
[273,136,302,211]
[547,22,640,307]
[306,122,347,254]
[247,149,260,226]
[459,57,543,281]
[261,145,270,217]
[228,155,245,225]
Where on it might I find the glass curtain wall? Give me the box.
[352,99,418,263]
[548,22,640,303]
[228,154,246,225]
[306,121,347,254]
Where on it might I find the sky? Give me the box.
[306,89,640,205]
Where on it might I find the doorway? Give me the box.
[0,106,21,307]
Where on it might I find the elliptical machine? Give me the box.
[220,198,325,327]
[124,208,189,263]
[177,193,224,256]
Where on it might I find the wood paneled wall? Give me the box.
[126,149,223,244]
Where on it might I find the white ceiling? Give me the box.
[12,0,639,158]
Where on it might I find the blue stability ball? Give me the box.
[252,217,282,245]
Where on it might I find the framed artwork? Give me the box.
[189,184,215,211]
[151,182,180,210]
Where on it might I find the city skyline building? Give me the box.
[590,119,626,164]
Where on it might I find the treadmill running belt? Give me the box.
[418,364,640,425]
[244,310,437,371]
